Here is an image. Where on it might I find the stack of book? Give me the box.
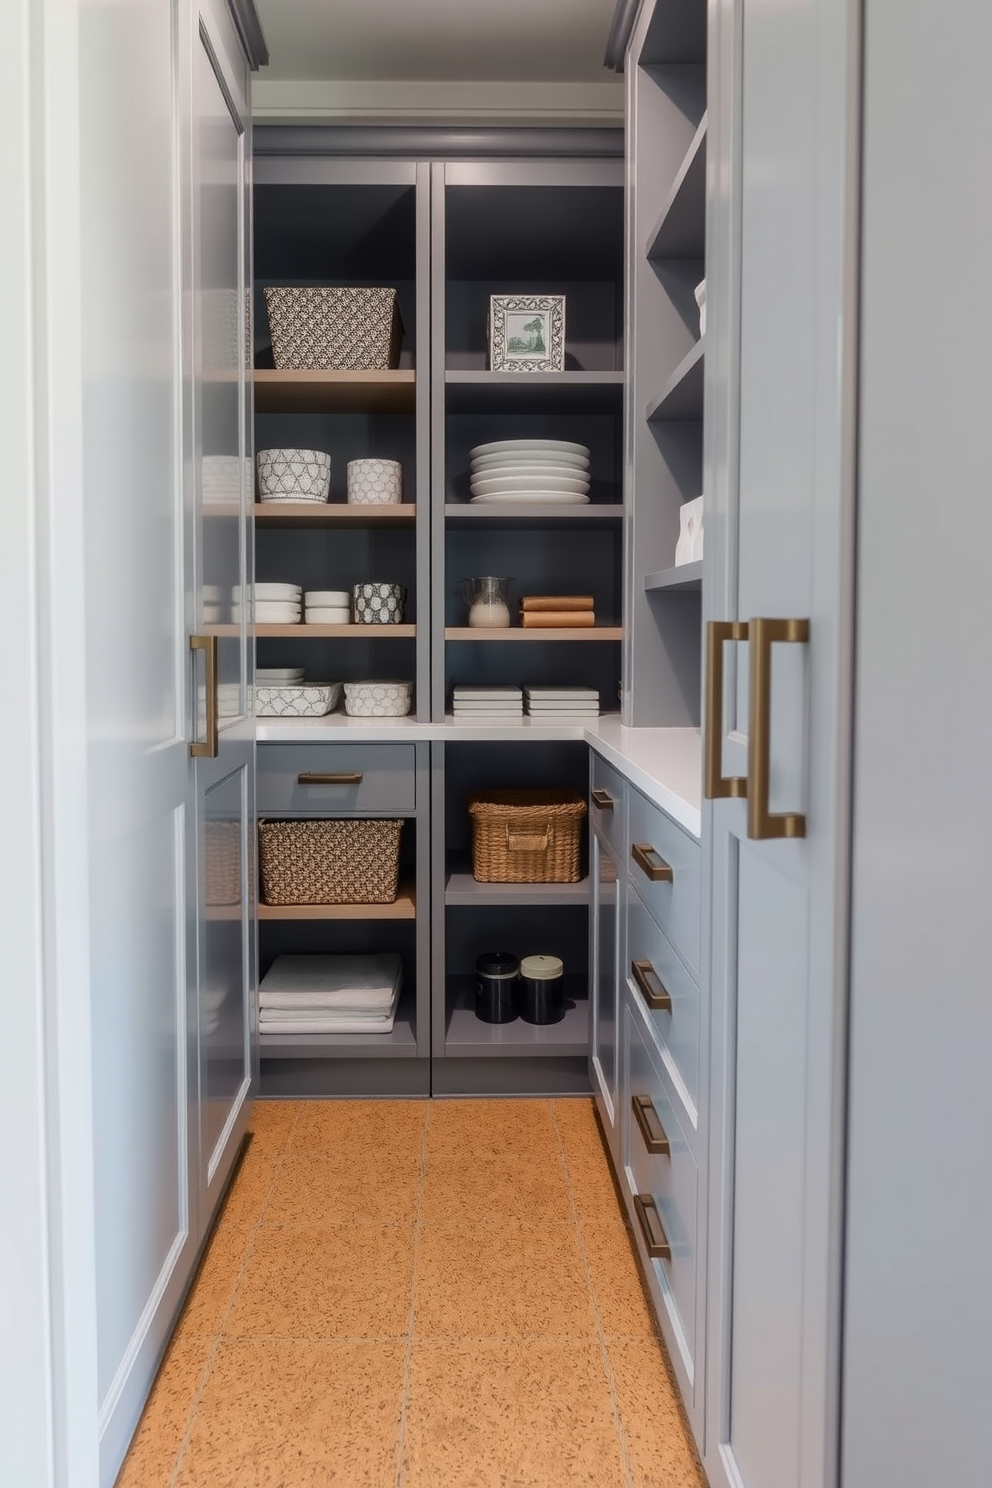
[518,595,596,629]
[452,686,523,720]
[525,687,600,719]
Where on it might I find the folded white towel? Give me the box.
[259,954,402,1011]
[260,1006,399,1036]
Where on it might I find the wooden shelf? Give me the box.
[444,978,589,1058]
[445,503,622,525]
[258,624,416,638]
[258,879,416,921]
[645,561,703,592]
[647,115,707,261]
[647,340,705,422]
[254,369,416,414]
[445,626,622,642]
[446,861,589,908]
[254,503,416,529]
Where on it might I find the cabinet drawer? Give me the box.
[626,890,700,1119]
[623,990,698,1377]
[256,744,416,816]
[589,751,626,859]
[626,786,700,976]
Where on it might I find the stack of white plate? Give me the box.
[468,440,592,506]
[305,589,351,625]
[452,686,523,719]
[202,584,225,624]
[525,686,600,718]
[231,582,301,624]
[257,667,305,686]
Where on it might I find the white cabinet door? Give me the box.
[702,1,859,1486]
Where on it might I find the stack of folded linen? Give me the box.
[518,595,596,629]
[525,687,600,718]
[259,953,403,1035]
[451,685,523,719]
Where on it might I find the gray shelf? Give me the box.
[444,978,589,1058]
[445,503,622,525]
[641,0,707,67]
[647,340,705,422]
[258,1004,419,1060]
[446,859,590,907]
[445,371,624,415]
[647,116,707,261]
[645,560,703,592]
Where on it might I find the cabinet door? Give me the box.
[702,1,859,1486]
[589,827,622,1148]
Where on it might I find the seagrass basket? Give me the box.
[258,818,403,905]
[468,790,587,884]
[262,286,403,370]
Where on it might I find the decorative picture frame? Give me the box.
[488,294,566,373]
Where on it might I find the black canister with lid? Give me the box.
[518,954,566,1024]
[475,951,520,1023]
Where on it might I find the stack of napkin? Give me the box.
[259,954,403,1035]
[451,686,523,719]
[518,595,596,629]
[525,687,600,718]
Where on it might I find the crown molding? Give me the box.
[251,78,625,127]
[227,0,268,68]
[604,0,642,71]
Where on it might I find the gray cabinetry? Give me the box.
[589,756,626,1151]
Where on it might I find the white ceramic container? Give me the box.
[343,680,413,717]
[347,458,403,505]
[257,448,331,502]
[305,607,351,625]
[255,682,342,718]
[304,590,350,607]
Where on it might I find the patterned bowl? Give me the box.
[352,582,406,624]
[257,448,331,502]
[343,680,413,718]
[347,458,403,506]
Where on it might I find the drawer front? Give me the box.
[589,751,626,859]
[626,785,700,976]
[257,744,416,816]
[626,890,700,1121]
[623,991,699,1380]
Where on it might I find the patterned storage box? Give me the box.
[258,818,403,906]
[262,286,403,370]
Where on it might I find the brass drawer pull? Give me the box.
[747,616,810,840]
[633,1193,671,1261]
[297,772,364,786]
[631,959,672,1013]
[631,842,673,882]
[704,619,749,799]
[632,1095,670,1155]
[190,634,218,758]
[591,787,615,811]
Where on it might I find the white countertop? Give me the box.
[255,715,703,838]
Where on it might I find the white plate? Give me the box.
[471,450,590,472]
[471,474,590,497]
[470,439,590,460]
[305,591,350,606]
[257,668,305,682]
[470,492,590,506]
[468,464,592,484]
[305,609,351,624]
[233,582,301,601]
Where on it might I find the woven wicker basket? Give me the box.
[258,818,403,905]
[468,790,587,884]
[263,286,403,370]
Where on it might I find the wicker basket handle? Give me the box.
[506,822,553,853]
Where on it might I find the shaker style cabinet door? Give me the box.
[701,1,859,1486]
[589,826,622,1152]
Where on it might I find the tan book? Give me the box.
[520,595,595,612]
[519,610,597,629]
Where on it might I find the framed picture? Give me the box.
[488,294,566,373]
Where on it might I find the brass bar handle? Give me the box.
[633,1193,672,1261]
[631,959,672,1013]
[591,787,615,811]
[297,772,364,786]
[190,634,218,759]
[632,1094,670,1155]
[631,842,673,882]
[747,616,810,840]
[704,620,749,799]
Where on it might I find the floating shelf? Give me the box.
[646,340,704,422]
[256,624,416,639]
[647,115,707,261]
[445,859,589,908]
[445,626,622,642]
[257,879,416,921]
[254,503,416,529]
[444,978,589,1058]
[258,990,418,1060]
[445,370,624,414]
[254,369,416,414]
[644,561,703,592]
[445,503,622,525]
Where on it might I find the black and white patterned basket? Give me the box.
[263,287,403,370]
[352,582,406,624]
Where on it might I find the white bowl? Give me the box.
[305,590,350,606]
[233,582,301,602]
[244,602,302,624]
[344,680,413,717]
[347,458,403,505]
[305,608,351,625]
[257,448,331,502]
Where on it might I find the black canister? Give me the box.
[475,951,520,1023]
[518,955,566,1024]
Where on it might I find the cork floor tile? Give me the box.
[553,1097,611,1167]
[580,1214,661,1339]
[413,1221,597,1340]
[261,1150,421,1226]
[173,1220,253,1341]
[420,1153,570,1226]
[224,1223,415,1340]
[244,1100,299,1160]
[426,1097,556,1161]
[216,1145,279,1228]
[173,1338,406,1488]
[288,1096,427,1161]
[562,1146,626,1225]
[608,1338,706,1488]
[402,1339,627,1488]
[114,1335,210,1488]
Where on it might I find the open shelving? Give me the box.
[647,340,705,422]
[644,561,703,592]
[257,879,417,921]
[255,504,416,528]
[254,369,416,414]
[444,626,622,643]
[444,978,590,1059]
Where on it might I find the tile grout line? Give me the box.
[551,1104,637,1488]
[165,1102,304,1488]
[393,1106,429,1488]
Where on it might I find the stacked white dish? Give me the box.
[525,686,600,718]
[259,953,403,1036]
[468,439,592,505]
[232,582,301,624]
[256,667,305,685]
[305,589,350,625]
[202,584,225,624]
[452,686,523,719]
